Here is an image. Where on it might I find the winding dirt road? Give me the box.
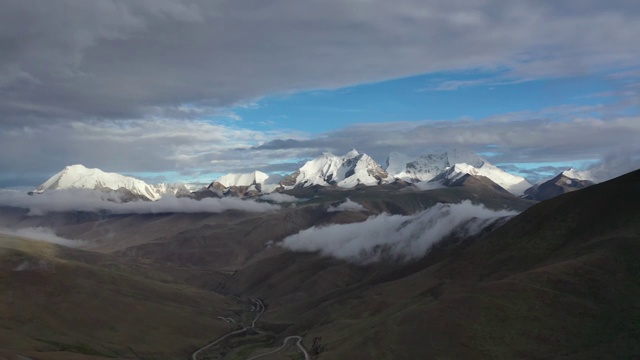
[191,298,309,360]
[246,335,311,360]
[191,298,264,360]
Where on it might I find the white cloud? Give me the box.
[1,110,639,188]
[0,119,308,182]
[0,189,279,216]
[255,114,640,174]
[414,181,447,191]
[281,200,517,263]
[0,227,85,248]
[420,79,490,91]
[259,193,305,203]
[584,146,640,182]
[327,198,366,212]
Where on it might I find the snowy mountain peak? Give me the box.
[214,171,269,188]
[64,164,89,171]
[385,152,415,177]
[387,150,482,182]
[523,168,596,201]
[446,149,485,168]
[345,148,360,157]
[35,164,162,201]
[436,162,531,195]
[385,150,531,195]
[293,150,389,188]
[561,168,594,182]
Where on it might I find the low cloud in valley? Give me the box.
[0,189,279,216]
[0,227,85,248]
[327,198,366,212]
[282,201,517,263]
[259,193,305,203]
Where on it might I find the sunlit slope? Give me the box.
[0,234,237,360]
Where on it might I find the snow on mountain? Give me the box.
[260,174,285,193]
[386,149,485,182]
[562,168,595,182]
[399,153,450,182]
[151,183,194,197]
[523,169,595,201]
[385,150,530,195]
[384,152,414,178]
[34,164,162,201]
[438,162,531,195]
[293,149,390,188]
[446,149,485,168]
[209,170,284,195]
[214,171,269,188]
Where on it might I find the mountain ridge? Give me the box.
[34,150,598,201]
[523,168,595,201]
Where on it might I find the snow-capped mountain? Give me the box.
[292,149,390,188]
[384,152,415,178]
[386,150,531,195]
[214,171,269,188]
[35,164,162,201]
[524,168,595,201]
[434,162,531,195]
[151,183,195,197]
[208,170,279,195]
[386,149,485,182]
[392,153,450,182]
[35,150,535,201]
[561,168,594,182]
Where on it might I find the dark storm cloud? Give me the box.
[2,0,640,123]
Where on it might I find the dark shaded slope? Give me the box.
[455,168,640,279]
[524,173,594,201]
[230,169,640,359]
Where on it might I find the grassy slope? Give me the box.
[0,235,240,360]
[233,170,640,359]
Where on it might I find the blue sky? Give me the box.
[229,70,622,133]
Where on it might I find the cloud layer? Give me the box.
[0,189,279,216]
[3,114,639,187]
[327,198,366,212]
[3,0,640,123]
[0,227,85,248]
[258,193,305,203]
[281,200,517,263]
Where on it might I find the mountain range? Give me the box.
[33,149,591,201]
[1,162,638,358]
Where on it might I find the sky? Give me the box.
[1,0,639,188]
